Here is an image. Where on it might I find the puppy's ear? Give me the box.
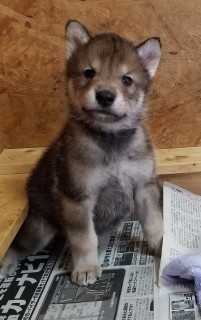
[136,37,161,78]
[65,20,91,60]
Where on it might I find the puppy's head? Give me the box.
[65,20,161,131]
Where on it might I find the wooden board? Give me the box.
[1,146,201,260]
[0,0,201,149]
[155,147,201,175]
[0,147,44,175]
[0,174,28,260]
[1,147,201,175]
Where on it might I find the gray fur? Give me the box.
[0,20,163,285]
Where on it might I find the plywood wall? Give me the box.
[0,0,201,149]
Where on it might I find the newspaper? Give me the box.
[0,219,157,320]
[2,182,199,320]
[159,182,201,320]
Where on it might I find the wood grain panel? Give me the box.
[0,0,201,148]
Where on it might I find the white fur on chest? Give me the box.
[108,156,154,185]
[82,155,154,198]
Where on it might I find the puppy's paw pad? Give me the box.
[71,265,102,286]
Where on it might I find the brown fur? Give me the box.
[0,20,163,286]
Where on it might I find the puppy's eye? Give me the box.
[84,68,95,79]
[122,75,133,86]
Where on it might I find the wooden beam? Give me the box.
[0,147,45,175]
[155,147,201,175]
[0,147,201,175]
[0,174,28,260]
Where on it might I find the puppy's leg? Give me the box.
[62,198,101,286]
[69,218,101,286]
[134,181,163,254]
[0,248,21,278]
[0,215,56,278]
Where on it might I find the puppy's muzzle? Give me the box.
[96,90,116,108]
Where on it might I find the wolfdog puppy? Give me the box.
[0,20,163,285]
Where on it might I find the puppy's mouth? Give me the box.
[82,107,126,120]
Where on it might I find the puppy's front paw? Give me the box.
[148,232,163,250]
[143,212,164,256]
[0,249,19,279]
[146,225,163,256]
[151,237,163,257]
[71,264,102,286]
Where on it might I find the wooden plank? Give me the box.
[155,147,201,175]
[0,174,28,260]
[0,147,45,175]
[1,147,201,175]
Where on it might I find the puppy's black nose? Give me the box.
[96,90,115,107]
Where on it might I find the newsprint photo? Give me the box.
[0,182,201,320]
